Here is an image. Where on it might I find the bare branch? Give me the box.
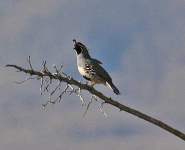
[5,63,185,141]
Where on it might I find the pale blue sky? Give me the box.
[0,0,185,149]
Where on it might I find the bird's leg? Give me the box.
[86,81,95,91]
[86,81,95,86]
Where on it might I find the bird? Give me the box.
[73,39,120,95]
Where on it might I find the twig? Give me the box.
[100,102,108,117]
[27,56,34,70]
[83,100,92,117]
[14,74,32,84]
[40,77,44,95]
[91,94,98,101]
[43,77,52,92]
[68,84,78,95]
[83,94,97,117]
[49,83,69,105]
[42,100,50,108]
[78,88,85,106]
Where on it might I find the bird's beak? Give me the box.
[73,44,77,50]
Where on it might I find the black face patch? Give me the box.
[74,45,82,55]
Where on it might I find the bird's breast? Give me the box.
[78,66,86,76]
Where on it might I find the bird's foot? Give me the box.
[86,81,94,91]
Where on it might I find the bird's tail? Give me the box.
[106,82,120,95]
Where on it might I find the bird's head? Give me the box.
[73,39,90,57]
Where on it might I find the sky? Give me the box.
[0,0,185,149]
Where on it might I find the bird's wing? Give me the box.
[89,60,112,84]
[92,58,102,64]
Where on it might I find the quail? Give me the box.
[73,39,120,95]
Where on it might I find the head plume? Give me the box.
[73,39,77,44]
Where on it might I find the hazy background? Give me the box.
[0,0,185,149]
